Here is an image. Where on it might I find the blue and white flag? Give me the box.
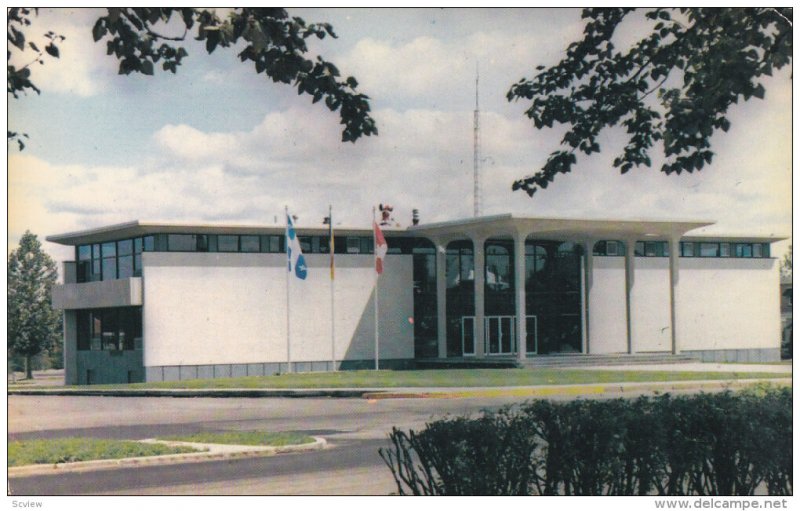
[286,214,308,280]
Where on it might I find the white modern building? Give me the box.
[48,215,784,385]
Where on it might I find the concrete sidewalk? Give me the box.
[7,377,791,400]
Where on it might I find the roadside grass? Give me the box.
[106,368,790,390]
[8,438,203,467]
[158,431,313,446]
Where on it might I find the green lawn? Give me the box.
[8,438,202,467]
[108,368,789,390]
[158,431,313,446]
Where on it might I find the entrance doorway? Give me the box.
[485,315,514,355]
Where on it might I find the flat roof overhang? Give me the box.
[47,215,787,247]
[46,220,408,246]
[407,214,716,242]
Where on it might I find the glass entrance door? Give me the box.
[485,315,515,355]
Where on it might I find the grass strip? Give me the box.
[95,368,790,390]
[158,431,313,446]
[8,438,202,467]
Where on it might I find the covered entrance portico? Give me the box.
[408,214,711,361]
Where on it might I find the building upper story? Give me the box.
[46,215,783,287]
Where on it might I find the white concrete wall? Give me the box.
[630,258,671,352]
[141,252,414,367]
[677,258,780,351]
[588,257,628,354]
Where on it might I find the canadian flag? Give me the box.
[374,221,387,274]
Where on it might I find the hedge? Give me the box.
[379,388,791,496]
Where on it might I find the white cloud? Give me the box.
[12,8,116,97]
[7,9,791,264]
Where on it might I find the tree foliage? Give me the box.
[507,8,792,196]
[781,245,792,280]
[7,231,62,379]
[8,7,377,148]
[7,7,65,150]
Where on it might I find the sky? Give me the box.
[7,7,793,265]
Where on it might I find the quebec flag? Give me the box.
[286,214,308,280]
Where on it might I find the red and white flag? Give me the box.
[373,221,387,274]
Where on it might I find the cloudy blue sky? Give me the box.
[8,7,792,264]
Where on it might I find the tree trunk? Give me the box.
[25,355,32,379]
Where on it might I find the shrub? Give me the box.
[380,388,792,496]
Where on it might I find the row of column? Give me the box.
[432,233,681,359]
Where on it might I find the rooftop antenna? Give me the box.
[473,61,481,217]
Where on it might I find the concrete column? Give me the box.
[435,243,448,359]
[624,238,636,354]
[63,310,77,385]
[581,239,593,354]
[514,234,527,361]
[472,236,486,358]
[669,236,680,354]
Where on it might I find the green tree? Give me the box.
[8,7,377,149]
[507,7,792,196]
[781,245,792,280]
[7,231,62,379]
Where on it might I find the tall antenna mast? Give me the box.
[473,61,481,217]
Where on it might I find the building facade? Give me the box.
[48,215,783,385]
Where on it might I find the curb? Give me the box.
[361,378,793,400]
[7,388,369,398]
[7,378,791,400]
[8,437,327,477]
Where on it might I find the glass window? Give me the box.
[91,313,102,350]
[635,242,645,256]
[218,235,239,252]
[593,241,606,256]
[241,235,260,253]
[168,234,195,251]
[270,236,282,253]
[753,243,762,258]
[736,243,752,258]
[720,243,730,257]
[762,243,770,258]
[607,241,620,256]
[360,237,373,254]
[134,254,142,276]
[92,244,101,260]
[102,241,116,258]
[102,257,117,280]
[347,237,360,254]
[77,311,90,350]
[118,255,134,279]
[134,237,143,254]
[682,242,695,257]
[299,236,312,253]
[118,239,133,256]
[143,235,155,252]
[319,236,330,254]
[700,243,719,257]
[92,259,102,281]
[167,234,208,252]
[78,245,91,260]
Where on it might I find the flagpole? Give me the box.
[330,204,336,372]
[285,205,292,374]
[373,206,379,371]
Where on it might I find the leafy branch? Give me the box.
[507,7,792,196]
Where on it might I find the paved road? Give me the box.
[8,377,789,496]
[8,394,536,495]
